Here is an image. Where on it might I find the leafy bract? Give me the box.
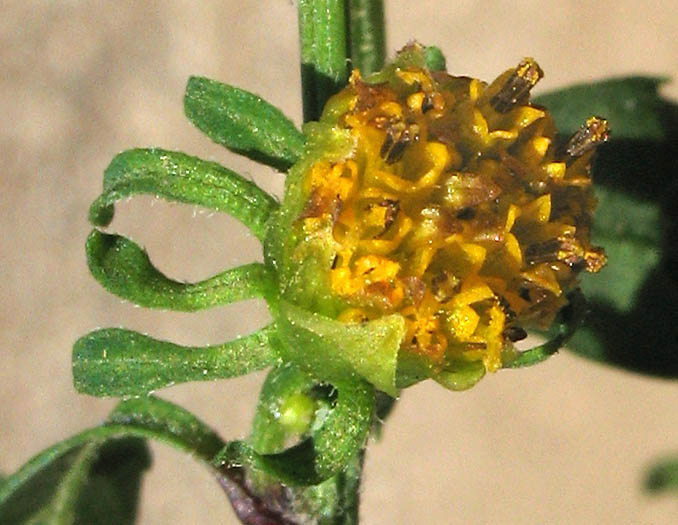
[275,300,405,396]
[89,148,277,241]
[184,77,305,171]
[86,230,276,311]
[73,325,276,397]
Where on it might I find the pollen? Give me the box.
[296,44,606,376]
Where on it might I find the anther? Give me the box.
[504,325,528,342]
[380,122,421,164]
[560,116,610,162]
[490,58,543,113]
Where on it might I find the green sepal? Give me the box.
[424,46,446,71]
[86,229,277,311]
[216,377,374,486]
[396,352,486,391]
[534,76,668,141]
[0,396,225,524]
[275,300,405,396]
[73,325,276,397]
[184,77,305,172]
[89,148,277,241]
[263,120,355,312]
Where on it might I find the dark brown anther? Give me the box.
[560,116,610,162]
[380,199,400,234]
[422,92,435,113]
[456,207,476,220]
[380,121,421,164]
[524,236,586,267]
[497,295,516,321]
[331,254,338,269]
[504,325,528,342]
[490,58,544,113]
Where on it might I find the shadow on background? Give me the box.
[569,100,678,377]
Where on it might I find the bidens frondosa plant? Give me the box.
[1,14,617,520]
[269,44,606,395]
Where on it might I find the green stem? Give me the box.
[299,0,349,122]
[347,0,385,75]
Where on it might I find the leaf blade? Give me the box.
[86,230,276,311]
[534,76,668,141]
[89,148,278,241]
[0,396,225,524]
[73,325,277,397]
[184,77,305,171]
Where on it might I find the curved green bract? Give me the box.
[275,301,405,396]
[86,230,277,311]
[73,325,277,397]
[218,377,374,486]
[89,148,277,241]
[0,397,223,524]
[502,289,587,369]
[184,77,305,172]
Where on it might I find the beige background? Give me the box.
[2,1,678,523]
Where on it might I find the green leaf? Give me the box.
[218,377,374,486]
[275,300,406,396]
[347,0,385,76]
[73,325,276,397]
[299,0,350,122]
[582,187,662,312]
[0,397,225,524]
[86,230,276,311]
[184,77,305,172]
[107,396,225,461]
[645,455,678,494]
[0,438,149,525]
[534,77,667,141]
[550,91,678,377]
[89,148,278,241]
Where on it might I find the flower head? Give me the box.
[268,43,606,393]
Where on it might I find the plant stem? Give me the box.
[347,0,385,76]
[298,0,349,122]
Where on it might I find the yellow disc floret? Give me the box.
[296,44,606,376]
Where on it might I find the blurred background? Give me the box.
[2,1,677,523]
